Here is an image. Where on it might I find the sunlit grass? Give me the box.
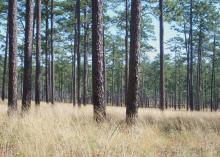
[0,100,219,157]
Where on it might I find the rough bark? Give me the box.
[126,0,140,124]
[112,45,115,106]
[92,0,106,122]
[2,21,9,101]
[45,0,49,103]
[124,0,129,105]
[196,24,202,111]
[83,5,88,106]
[76,0,81,107]
[189,0,194,111]
[159,0,164,111]
[8,0,18,114]
[210,31,216,112]
[50,0,54,104]
[22,0,34,112]
[73,25,77,106]
[35,0,41,105]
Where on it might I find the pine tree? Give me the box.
[126,0,140,124]
[92,0,106,122]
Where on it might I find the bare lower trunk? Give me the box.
[189,0,194,111]
[76,0,81,107]
[83,5,88,106]
[2,21,9,101]
[159,0,164,111]
[8,0,18,114]
[126,0,140,124]
[35,0,41,105]
[22,0,34,112]
[124,0,129,105]
[92,0,106,122]
[45,0,49,103]
[50,0,54,104]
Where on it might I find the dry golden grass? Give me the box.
[0,100,220,157]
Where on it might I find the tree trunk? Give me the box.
[210,31,216,112]
[35,0,41,105]
[174,51,177,110]
[183,22,189,111]
[159,0,164,111]
[50,0,54,104]
[112,45,115,106]
[72,25,77,106]
[196,23,202,111]
[22,0,34,112]
[126,0,140,124]
[92,0,106,122]
[189,0,194,111]
[45,0,49,103]
[8,0,18,114]
[83,5,88,106]
[124,0,129,105]
[1,21,9,101]
[76,0,81,107]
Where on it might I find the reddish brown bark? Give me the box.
[92,0,106,122]
[8,0,18,114]
[35,0,41,105]
[22,0,34,111]
[126,0,140,124]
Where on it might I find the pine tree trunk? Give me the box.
[83,5,88,106]
[196,24,202,111]
[76,0,81,107]
[50,0,54,104]
[183,22,189,111]
[92,0,106,122]
[174,51,177,110]
[159,0,164,111]
[112,45,115,106]
[22,0,34,112]
[35,0,41,105]
[126,0,140,124]
[73,25,77,106]
[45,0,49,103]
[124,0,129,105]
[2,21,9,101]
[189,0,194,111]
[210,32,216,112]
[8,0,18,114]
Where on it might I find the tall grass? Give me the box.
[0,101,219,157]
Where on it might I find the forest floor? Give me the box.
[0,101,219,157]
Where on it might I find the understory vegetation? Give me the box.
[0,101,219,157]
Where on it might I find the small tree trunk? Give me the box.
[35,0,41,105]
[45,0,49,103]
[50,0,54,104]
[22,0,34,112]
[124,0,129,105]
[189,0,194,111]
[83,5,88,106]
[76,0,81,107]
[2,21,9,101]
[210,31,216,112]
[159,0,165,111]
